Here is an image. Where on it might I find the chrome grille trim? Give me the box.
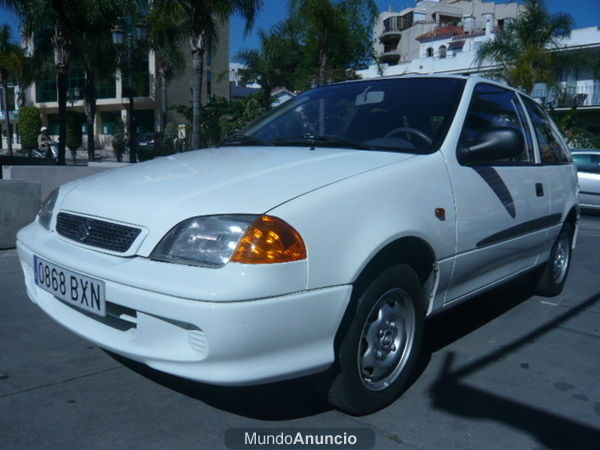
[56,212,142,253]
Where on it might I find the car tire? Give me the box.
[534,222,574,297]
[326,264,425,415]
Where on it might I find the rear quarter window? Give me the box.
[521,96,571,164]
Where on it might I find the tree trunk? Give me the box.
[318,29,329,87]
[128,94,136,163]
[83,70,96,162]
[1,79,12,156]
[53,27,70,166]
[56,65,68,165]
[159,70,168,133]
[318,50,328,87]
[191,48,204,150]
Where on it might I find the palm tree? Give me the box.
[236,32,277,110]
[1,0,79,164]
[291,0,377,87]
[475,0,573,93]
[0,24,26,156]
[72,0,124,161]
[236,20,304,109]
[155,0,263,149]
[147,5,186,133]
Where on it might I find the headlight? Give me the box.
[151,215,306,268]
[38,188,59,230]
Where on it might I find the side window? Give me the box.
[460,83,533,164]
[572,154,600,173]
[521,96,571,164]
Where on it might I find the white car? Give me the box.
[571,149,600,211]
[17,76,578,415]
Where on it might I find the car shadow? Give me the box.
[105,351,332,420]
[425,275,537,353]
[427,286,600,449]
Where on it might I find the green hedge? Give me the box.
[18,106,42,151]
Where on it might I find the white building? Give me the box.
[375,0,522,65]
[360,25,600,137]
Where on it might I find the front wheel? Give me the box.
[534,223,574,297]
[325,265,425,415]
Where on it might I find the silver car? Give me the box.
[572,149,600,211]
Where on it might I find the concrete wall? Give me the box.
[2,164,125,198]
[0,180,41,249]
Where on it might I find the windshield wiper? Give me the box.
[270,135,372,150]
[219,134,268,147]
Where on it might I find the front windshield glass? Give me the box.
[236,77,465,154]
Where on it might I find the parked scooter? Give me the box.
[32,142,58,160]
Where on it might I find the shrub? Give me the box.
[18,106,42,151]
[162,122,178,154]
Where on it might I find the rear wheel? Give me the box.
[534,223,574,297]
[326,265,425,415]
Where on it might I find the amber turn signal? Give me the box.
[231,216,306,264]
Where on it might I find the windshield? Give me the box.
[232,78,465,154]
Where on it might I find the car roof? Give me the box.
[329,74,526,96]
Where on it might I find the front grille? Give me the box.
[56,212,141,253]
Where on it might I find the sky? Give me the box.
[230,0,600,60]
[0,1,598,62]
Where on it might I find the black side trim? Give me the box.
[473,166,516,218]
[477,213,562,248]
[580,191,600,196]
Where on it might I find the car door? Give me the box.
[444,83,550,304]
[520,96,578,231]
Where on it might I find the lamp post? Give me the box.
[112,21,147,163]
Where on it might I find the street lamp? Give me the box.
[112,20,147,163]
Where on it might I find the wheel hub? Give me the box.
[358,289,416,391]
[552,233,571,284]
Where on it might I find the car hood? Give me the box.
[59,146,411,250]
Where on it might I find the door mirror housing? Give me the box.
[458,127,525,165]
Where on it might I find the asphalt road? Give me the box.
[1,216,600,449]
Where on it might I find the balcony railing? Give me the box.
[531,84,600,108]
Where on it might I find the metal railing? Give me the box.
[531,83,600,108]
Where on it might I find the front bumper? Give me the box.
[17,222,352,385]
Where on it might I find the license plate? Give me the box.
[34,255,106,317]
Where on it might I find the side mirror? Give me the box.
[458,127,524,165]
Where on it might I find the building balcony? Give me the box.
[379,28,402,42]
[379,50,401,64]
[531,83,600,109]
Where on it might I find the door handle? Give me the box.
[535,183,544,197]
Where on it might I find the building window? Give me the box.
[97,76,116,99]
[131,53,150,97]
[68,67,85,100]
[439,46,447,59]
[426,47,433,57]
[207,71,212,97]
[0,86,15,112]
[36,78,57,103]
